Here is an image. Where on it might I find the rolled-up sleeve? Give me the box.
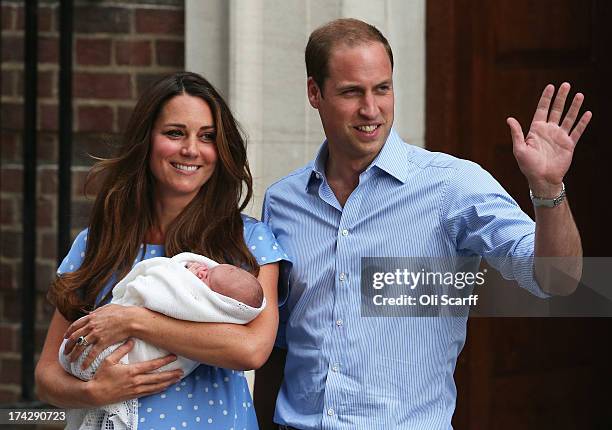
[441,161,550,298]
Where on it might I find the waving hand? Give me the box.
[506,83,592,195]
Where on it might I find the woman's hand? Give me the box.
[63,304,140,370]
[86,339,183,406]
[35,309,181,408]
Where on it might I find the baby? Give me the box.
[184,261,263,307]
[59,252,265,430]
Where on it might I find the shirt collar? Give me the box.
[369,128,413,183]
[306,128,412,191]
[305,142,329,191]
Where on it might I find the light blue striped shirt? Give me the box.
[262,129,547,429]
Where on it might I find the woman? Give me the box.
[35,72,287,429]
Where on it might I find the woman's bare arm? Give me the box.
[35,310,182,407]
[65,263,280,371]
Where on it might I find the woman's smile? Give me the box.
[149,94,218,204]
[170,162,201,173]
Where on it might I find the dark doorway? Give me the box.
[427,1,612,428]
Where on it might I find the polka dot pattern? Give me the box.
[243,216,288,266]
[55,216,289,429]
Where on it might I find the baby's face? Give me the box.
[185,262,262,307]
[185,262,210,284]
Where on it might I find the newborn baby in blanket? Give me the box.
[184,260,263,307]
[59,252,265,430]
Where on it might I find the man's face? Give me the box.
[308,42,394,165]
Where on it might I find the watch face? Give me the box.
[531,184,565,207]
[533,199,554,207]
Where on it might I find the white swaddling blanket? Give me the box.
[59,252,265,430]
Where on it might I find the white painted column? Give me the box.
[387,0,426,148]
[185,0,229,96]
[228,0,265,217]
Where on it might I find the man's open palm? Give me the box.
[507,83,592,190]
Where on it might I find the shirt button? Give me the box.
[332,364,339,372]
[341,229,349,236]
[339,273,346,281]
[327,408,335,416]
[336,319,343,327]
[315,173,321,179]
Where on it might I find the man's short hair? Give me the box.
[305,18,394,91]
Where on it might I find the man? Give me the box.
[259,18,591,429]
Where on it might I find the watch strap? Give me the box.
[530,182,566,207]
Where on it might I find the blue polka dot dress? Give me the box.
[57,215,290,430]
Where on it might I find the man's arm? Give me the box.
[507,83,592,295]
[532,199,582,295]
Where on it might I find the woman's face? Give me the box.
[149,94,218,205]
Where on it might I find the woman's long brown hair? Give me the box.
[48,72,258,321]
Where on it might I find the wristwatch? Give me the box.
[530,182,566,207]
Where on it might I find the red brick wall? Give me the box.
[0,0,185,404]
